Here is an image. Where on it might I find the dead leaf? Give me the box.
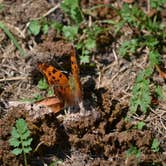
[123,0,134,3]
[156,65,166,79]
[35,96,64,113]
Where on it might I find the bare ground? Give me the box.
[0,0,166,165]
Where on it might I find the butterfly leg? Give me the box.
[79,101,94,117]
[64,107,71,115]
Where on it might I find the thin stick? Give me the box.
[42,3,60,18]
[30,3,60,21]
[25,3,60,32]
[0,76,27,82]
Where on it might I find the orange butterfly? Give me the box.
[36,46,82,113]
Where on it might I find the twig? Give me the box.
[147,0,151,14]
[43,3,60,18]
[0,76,27,82]
[34,141,44,152]
[4,22,26,38]
[160,115,166,131]
[25,3,60,33]
[30,3,60,21]
[112,49,118,64]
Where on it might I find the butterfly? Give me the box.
[35,46,83,113]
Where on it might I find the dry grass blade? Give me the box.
[0,21,25,56]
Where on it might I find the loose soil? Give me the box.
[0,0,166,166]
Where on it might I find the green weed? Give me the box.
[77,24,103,63]
[9,118,33,166]
[27,1,165,114]
[126,145,141,158]
[21,77,54,102]
[155,85,166,100]
[37,78,54,96]
[28,18,52,35]
[151,138,160,152]
[135,121,146,130]
[28,20,41,35]
[28,0,104,64]
[130,68,152,114]
[37,78,49,90]
[116,3,165,114]
[60,0,103,62]
[150,0,166,10]
[62,25,78,41]
[60,0,83,25]
[0,3,4,11]
[118,39,139,57]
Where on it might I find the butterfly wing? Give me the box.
[69,46,83,103]
[37,46,82,108]
[38,63,74,106]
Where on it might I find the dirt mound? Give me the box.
[0,93,165,165]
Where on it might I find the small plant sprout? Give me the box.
[9,118,33,166]
[126,145,141,158]
[28,20,41,36]
[37,78,49,90]
[37,77,54,96]
[136,121,146,130]
[151,138,160,152]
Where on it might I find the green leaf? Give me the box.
[47,88,54,96]
[82,49,90,55]
[126,146,141,158]
[80,55,90,64]
[24,147,32,153]
[144,67,153,78]
[150,0,166,10]
[130,70,151,114]
[9,117,33,166]
[155,85,166,100]
[12,148,22,155]
[149,50,160,67]
[21,130,30,140]
[120,4,146,29]
[136,121,145,130]
[16,119,28,134]
[42,24,49,34]
[9,138,20,147]
[62,25,78,41]
[29,20,41,36]
[151,138,160,152]
[33,94,43,101]
[22,138,33,147]
[155,86,162,98]
[60,0,83,24]
[85,38,96,50]
[115,21,125,34]
[0,4,4,12]
[51,21,63,32]
[145,36,159,49]
[37,78,49,90]
[119,39,139,57]
[11,127,19,138]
